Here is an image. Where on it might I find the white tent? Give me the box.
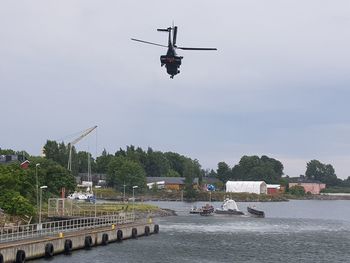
[226,181,267,194]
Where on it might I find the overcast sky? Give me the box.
[1,1,350,178]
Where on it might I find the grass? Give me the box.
[73,201,160,213]
[94,188,122,199]
[321,186,350,193]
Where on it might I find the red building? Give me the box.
[267,184,280,195]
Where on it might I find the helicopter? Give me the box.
[131,25,217,78]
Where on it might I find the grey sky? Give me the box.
[1,1,350,178]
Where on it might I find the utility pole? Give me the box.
[132,186,138,214]
[39,185,48,228]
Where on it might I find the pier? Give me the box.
[0,213,159,263]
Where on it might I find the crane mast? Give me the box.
[67,125,97,171]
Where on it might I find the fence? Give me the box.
[0,212,134,243]
[47,198,132,218]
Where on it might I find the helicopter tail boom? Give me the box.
[173,26,178,46]
[157,28,171,32]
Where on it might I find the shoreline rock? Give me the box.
[135,208,177,219]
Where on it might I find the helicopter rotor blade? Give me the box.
[131,38,168,48]
[176,46,217,51]
[173,26,178,46]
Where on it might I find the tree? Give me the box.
[144,150,170,177]
[279,177,289,192]
[0,164,33,201]
[183,161,198,199]
[217,162,231,183]
[0,162,36,216]
[164,152,188,176]
[96,149,113,173]
[29,157,76,196]
[107,156,147,192]
[166,169,181,177]
[305,160,340,186]
[231,155,283,183]
[0,148,16,155]
[43,140,60,162]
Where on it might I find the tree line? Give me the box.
[43,142,202,194]
[1,143,350,217]
[39,141,350,188]
[42,141,350,188]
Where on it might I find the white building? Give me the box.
[226,181,267,194]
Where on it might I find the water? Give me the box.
[32,200,350,263]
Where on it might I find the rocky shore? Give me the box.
[135,208,177,220]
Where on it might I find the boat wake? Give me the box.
[160,218,350,235]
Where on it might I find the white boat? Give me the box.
[215,198,244,215]
[67,191,94,201]
[189,205,202,214]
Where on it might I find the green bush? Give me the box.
[288,185,305,196]
[0,190,34,216]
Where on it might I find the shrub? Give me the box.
[288,185,305,196]
[0,190,34,216]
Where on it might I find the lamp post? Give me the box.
[35,163,40,219]
[123,182,126,203]
[132,186,138,213]
[39,185,48,227]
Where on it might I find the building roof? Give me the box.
[267,184,280,189]
[226,181,266,185]
[288,177,323,184]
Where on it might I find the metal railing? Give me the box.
[0,212,135,243]
[47,198,131,218]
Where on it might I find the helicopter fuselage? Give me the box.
[160,46,183,78]
[159,31,183,78]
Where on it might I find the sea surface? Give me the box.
[32,200,350,263]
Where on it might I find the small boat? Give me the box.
[215,198,244,215]
[247,206,265,218]
[189,205,202,214]
[199,204,214,216]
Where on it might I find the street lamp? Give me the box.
[132,186,138,213]
[35,163,40,218]
[39,185,48,226]
[123,182,126,203]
